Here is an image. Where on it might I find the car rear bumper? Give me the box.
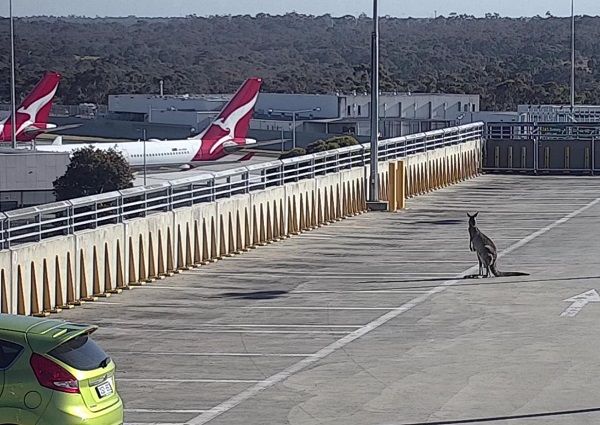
[36,393,123,425]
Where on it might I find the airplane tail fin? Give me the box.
[12,72,61,131]
[192,77,262,142]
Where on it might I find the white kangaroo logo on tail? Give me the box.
[208,91,260,155]
[14,84,58,136]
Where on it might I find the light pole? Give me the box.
[138,128,147,186]
[570,0,575,122]
[143,129,147,186]
[368,0,380,203]
[9,0,17,149]
[268,107,321,150]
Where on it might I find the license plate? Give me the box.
[96,380,113,398]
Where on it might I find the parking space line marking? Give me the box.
[125,422,184,425]
[239,306,394,310]
[119,378,261,383]
[108,328,350,334]
[103,323,361,329]
[292,289,430,294]
[187,271,453,276]
[85,305,396,310]
[126,409,206,413]
[125,423,184,425]
[111,351,313,357]
[187,196,600,425]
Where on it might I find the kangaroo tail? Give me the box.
[490,263,529,277]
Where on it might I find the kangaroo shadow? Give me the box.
[356,274,600,292]
[213,290,289,300]
[407,219,464,226]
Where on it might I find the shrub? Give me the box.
[279,147,307,159]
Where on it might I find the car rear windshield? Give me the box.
[48,334,109,371]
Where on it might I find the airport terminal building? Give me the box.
[106,91,480,140]
[49,90,480,143]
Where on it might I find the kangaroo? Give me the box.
[467,212,529,278]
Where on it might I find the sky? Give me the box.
[1,0,598,18]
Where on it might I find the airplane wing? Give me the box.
[35,133,136,143]
[223,139,290,154]
[22,123,83,135]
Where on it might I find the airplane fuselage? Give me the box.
[36,137,257,167]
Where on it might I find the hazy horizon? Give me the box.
[0,0,597,19]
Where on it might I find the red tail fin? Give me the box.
[193,77,262,141]
[12,72,61,136]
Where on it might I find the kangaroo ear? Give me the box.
[466,212,472,218]
[474,212,479,217]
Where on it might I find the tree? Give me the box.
[8,14,600,109]
[53,147,134,201]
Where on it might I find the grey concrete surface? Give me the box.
[58,175,600,425]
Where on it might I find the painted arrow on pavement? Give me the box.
[560,289,600,317]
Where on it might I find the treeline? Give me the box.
[0,13,599,110]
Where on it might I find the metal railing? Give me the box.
[0,123,483,249]
[486,122,600,142]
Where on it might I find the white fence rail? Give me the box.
[0,123,483,249]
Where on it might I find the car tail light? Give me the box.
[30,353,80,394]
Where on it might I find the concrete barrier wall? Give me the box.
[404,140,480,198]
[0,139,480,315]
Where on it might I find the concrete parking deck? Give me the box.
[60,175,600,425]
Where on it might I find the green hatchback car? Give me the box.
[0,314,123,425]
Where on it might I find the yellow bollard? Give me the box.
[388,162,397,211]
[397,160,406,210]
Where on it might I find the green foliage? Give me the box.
[4,15,600,109]
[279,147,306,159]
[53,147,134,200]
[305,140,328,154]
[281,135,359,158]
[306,135,358,154]
[326,135,359,148]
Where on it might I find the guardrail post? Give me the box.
[167,185,174,210]
[243,171,250,193]
[209,179,216,202]
[142,192,148,217]
[92,202,98,229]
[36,212,42,242]
[278,164,284,187]
[310,158,316,178]
[258,168,265,190]
[68,203,75,235]
[117,196,124,223]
